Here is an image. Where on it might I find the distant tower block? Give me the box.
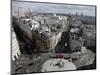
[12,28,21,61]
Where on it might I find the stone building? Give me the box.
[32,24,64,52]
[69,25,84,52]
[32,16,67,52]
[13,14,67,53]
[83,24,96,48]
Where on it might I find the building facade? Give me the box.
[12,28,21,61]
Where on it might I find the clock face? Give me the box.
[41,58,76,72]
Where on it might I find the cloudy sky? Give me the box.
[12,1,96,16]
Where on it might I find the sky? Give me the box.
[12,1,96,16]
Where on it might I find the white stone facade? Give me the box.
[12,28,21,61]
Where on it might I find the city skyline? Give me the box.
[12,1,96,17]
